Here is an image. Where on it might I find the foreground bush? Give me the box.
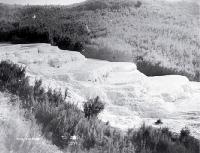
[84,96,105,119]
[0,60,199,153]
[128,125,200,153]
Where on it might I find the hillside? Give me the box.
[0,43,200,153]
[0,0,199,81]
[1,43,200,140]
[0,1,200,152]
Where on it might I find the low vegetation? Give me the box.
[0,0,199,81]
[129,125,200,153]
[0,60,135,152]
[0,61,199,153]
[0,93,62,153]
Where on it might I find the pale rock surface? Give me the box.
[0,43,200,139]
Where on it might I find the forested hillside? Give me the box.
[0,0,199,80]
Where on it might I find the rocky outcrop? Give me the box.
[0,43,199,139]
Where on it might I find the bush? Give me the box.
[74,41,84,51]
[0,60,26,92]
[155,119,163,125]
[180,127,190,139]
[128,125,200,153]
[135,1,142,8]
[83,96,105,119]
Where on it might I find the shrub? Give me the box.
[128,125,200,153]
[56,35,73,50]
[74,41,84,52]
[83,96,105,119]
[180,127,190,139]
[0,60,26,92]
[135,1,142,8]
[179,128,200,153]
[155,119,163,125]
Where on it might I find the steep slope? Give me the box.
[0,43,200,139]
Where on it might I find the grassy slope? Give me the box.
[0,93,62,153]
[0,0,199,81]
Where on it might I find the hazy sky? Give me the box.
[0,0,86,5]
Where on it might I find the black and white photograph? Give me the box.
[0,0,199,152]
